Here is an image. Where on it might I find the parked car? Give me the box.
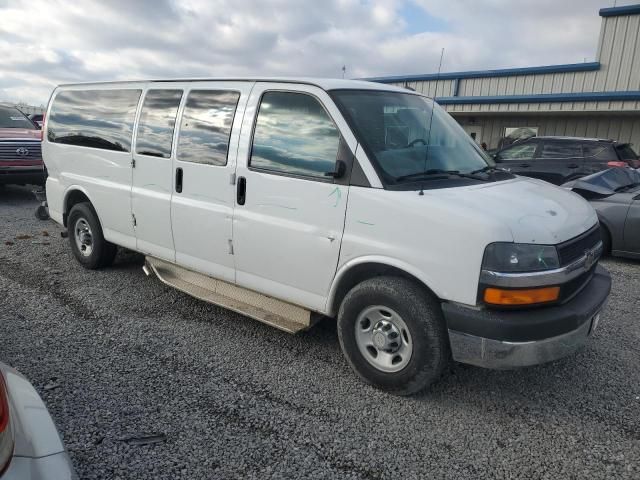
[43,79,610,395]
[0,362,76,479]
[493,136,640,185]
[0,105,45,186]
[29,114,44,129]
[563,167,640,259]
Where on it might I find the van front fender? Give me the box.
[326,255,442,316]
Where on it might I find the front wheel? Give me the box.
[337,276,449,396]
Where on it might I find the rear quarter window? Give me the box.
[583,143,616,161]
[615,144,639,160]
[47,89,142,152]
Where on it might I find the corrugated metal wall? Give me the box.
[391,12,640,114]
[455,114,640,149]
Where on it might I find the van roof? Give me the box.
[56,77,413,94]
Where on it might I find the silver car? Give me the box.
[0,363,76,479]
[563,168,640,259]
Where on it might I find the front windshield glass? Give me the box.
[331,90,494,186]
[0,105,36,129]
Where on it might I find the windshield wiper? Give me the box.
[470,165,503,175]
[396,169,488,183]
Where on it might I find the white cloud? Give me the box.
[0,0,618,105]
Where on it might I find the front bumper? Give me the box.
[443,265,611,369]
[0,165,45,185]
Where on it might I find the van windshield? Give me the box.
[331,90,499,187]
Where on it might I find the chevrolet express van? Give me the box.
[43,78,611,395]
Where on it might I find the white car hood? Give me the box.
[430,177,598,244]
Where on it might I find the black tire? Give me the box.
[337,276,449,396]
[35,205,49,220]
[67,202,117,269]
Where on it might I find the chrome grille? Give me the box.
[0,141,42,161]
[557,225,602,267]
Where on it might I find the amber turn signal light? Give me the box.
[484,286,560,305]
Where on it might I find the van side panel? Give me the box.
[43,85,144,250]
[46,144,138,248]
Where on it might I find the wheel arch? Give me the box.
[327,257,441,317]
[62,186,99,228]
[597,215,614,253]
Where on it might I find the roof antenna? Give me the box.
[420,47,445,196]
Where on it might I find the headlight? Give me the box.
[482,243,559,272]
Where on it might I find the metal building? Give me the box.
[369,4,640,150]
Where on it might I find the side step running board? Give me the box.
[144,257,313,334]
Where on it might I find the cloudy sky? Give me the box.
[0,0,626,105]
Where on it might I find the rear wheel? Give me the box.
[337,276,449,396]
[68,202,117,269]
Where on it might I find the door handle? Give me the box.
[567,164,580,169]
[237,176,246,205]
[518,163,530,168]
[175,167,183,193]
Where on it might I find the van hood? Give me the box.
[0,127,40,140]
[429,177,598,244]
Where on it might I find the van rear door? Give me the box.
[131,86,184,261]
[170,82,251,283]
[232,82,354,311]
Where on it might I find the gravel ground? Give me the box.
[0,184,639,480]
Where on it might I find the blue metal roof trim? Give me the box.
[599,4,640,17]
[435,91,640,105]
[365,62,600,84]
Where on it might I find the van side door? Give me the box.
[131,86,184,261]
[232,83,354,312]
[170,82,252,283]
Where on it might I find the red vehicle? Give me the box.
[0,105,44,186]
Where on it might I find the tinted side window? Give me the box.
[498,143,537,160]
[48,89,142,152]
[539,142,582,159]
[583,143,615,160]
[135,90,183,158]
[177,90,240,166]
[615,144,638,160]
[250,91,340,178]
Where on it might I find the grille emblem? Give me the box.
[16,147,29,157]
[584,249,596,270]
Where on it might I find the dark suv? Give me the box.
[493,136,640,185]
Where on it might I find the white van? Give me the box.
[43,78,611,395]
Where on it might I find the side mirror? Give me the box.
[325,160,347,179]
